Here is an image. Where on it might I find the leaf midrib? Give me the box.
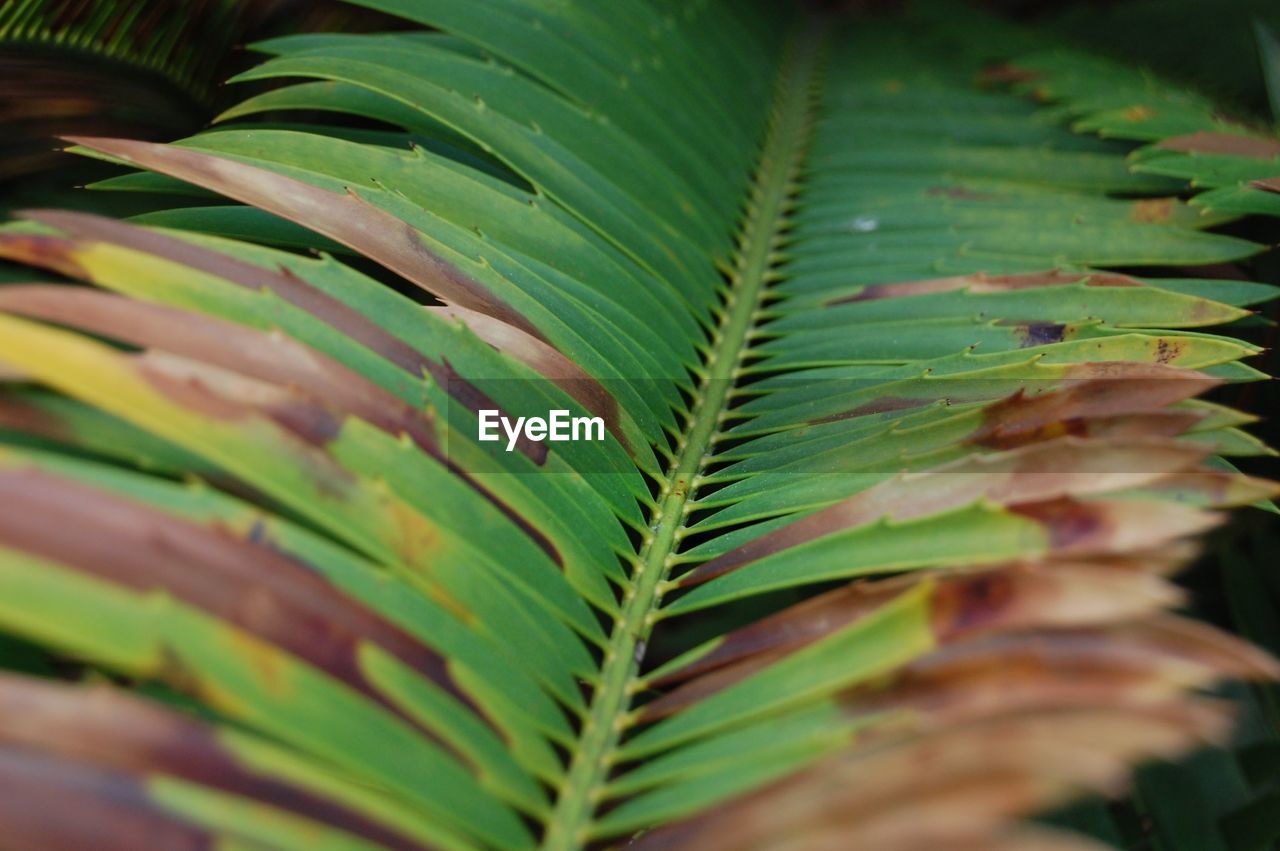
[540,21,825,850]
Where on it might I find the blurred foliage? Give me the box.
[0,0,399,182]
[1042,0,1280,120]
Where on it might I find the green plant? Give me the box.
[0,1,1278,849]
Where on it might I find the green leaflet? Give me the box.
[769,282,1249,330]
[669,502,1050,611]
[229,48,722,297]
[628,580,936,755]
[314,0,776,203]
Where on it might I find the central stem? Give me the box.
[541,22,824,850]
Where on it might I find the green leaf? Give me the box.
[1,3,1278,850]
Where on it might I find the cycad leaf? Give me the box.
[0,2,1278,850]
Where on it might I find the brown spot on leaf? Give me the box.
[1123,105,1157,122]
[832,278,968,304]
[1078,272,1147,288]
[827,270,1143,306]
[0,397,72,442]
[968,364,1215,449]
[1251,177,1280,193]
[930,571,1018,636]
[977,64,1039,86]
[1159,132,1280,158]
[261,398,346,447]
[809,396,926,424]
[1155,338,1184,364]
[1132,198,1175,223]
[1012,495,1222,556]
[0,233,90,279]
[927,185,999,200]
[1011,498,1107,550]
[978,411,1203,451]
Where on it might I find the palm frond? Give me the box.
[0,1,1278,849]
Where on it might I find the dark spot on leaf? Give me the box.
[999,321,1067,347]
[1011,498,1106,550]
[1155,338,1183,364]
[265,401,345,447]
[931,571,1016,638]
[245,518,269,545]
